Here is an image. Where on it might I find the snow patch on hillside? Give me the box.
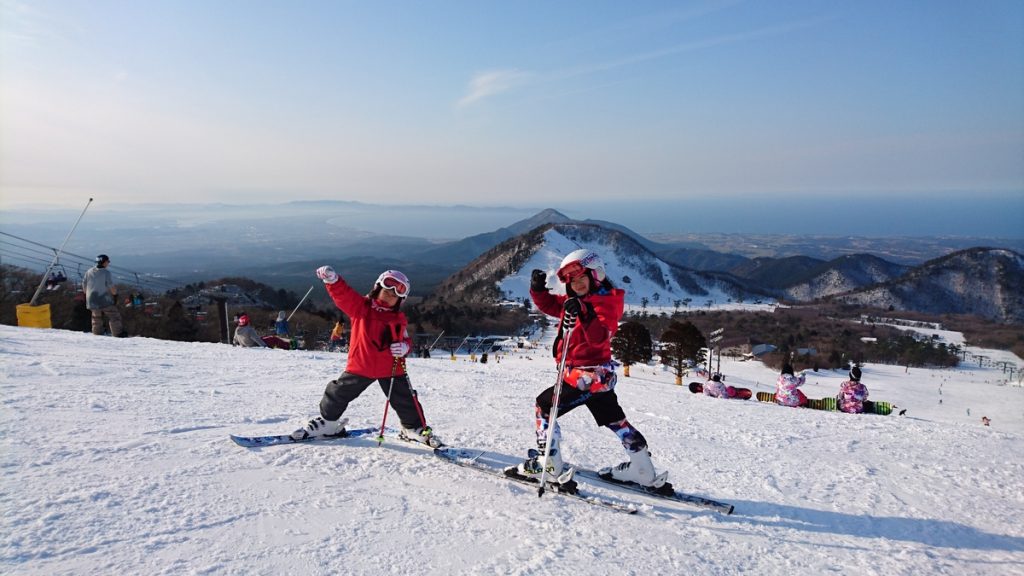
[498,228,754,309]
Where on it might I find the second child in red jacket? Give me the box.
[514,249,666,488]
[290,266,442,447]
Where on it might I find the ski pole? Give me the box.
[377,324,406,446]
[286,285,315,322]
[377,356,401,446]
[537,315,576,497]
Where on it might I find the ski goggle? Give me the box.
[556,261,588,283]
[379,276,410,297]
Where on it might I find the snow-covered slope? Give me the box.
[495,227,764,309]
[2,325,1023,575]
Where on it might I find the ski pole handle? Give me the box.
[561,312,578,331]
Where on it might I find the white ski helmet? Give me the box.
[557,249,606,284]
[375,269,411,298]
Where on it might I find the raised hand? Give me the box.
[316,266,339,284]
[530,269,548,292]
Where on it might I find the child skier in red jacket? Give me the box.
[513,249,666,488]
[290,266,441,447]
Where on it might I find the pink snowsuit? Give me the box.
[703,378,732,398]
[775,373,807,407]
[838,379,869,413]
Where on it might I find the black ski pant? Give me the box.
[320,371,428,430]
[536,385,626,428]
[536,385,648,452]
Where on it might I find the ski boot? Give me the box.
[399,426,445,448]
[600,448,671,492]
[290,417,347,441]
[506,435,577,492]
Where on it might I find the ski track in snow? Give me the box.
[1,324,1023,575]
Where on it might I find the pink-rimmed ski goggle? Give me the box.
[380,276,410,297]
[556,261,588,283]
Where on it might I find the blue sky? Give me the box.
[1,1,1021,235]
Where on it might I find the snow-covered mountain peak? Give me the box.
[437,222,768,309]
[498,227,738,306]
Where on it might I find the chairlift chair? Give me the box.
[45,263,69,291]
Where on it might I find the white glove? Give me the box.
[390,341,410,357]
[316,266,338,284]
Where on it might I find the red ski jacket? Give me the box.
[325,277,411,379]
[531,287,624,367]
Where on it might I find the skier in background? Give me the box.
[837,366,870,413]
[275,311,289,336]
[328,318,346,351]
[82,254,124,337]
[290,266,443,447]
[515,249,666,488]
[775,363,808,407]
[233,313,268,348]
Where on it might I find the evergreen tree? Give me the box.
[659,320,707,385]
[611,321,653,377]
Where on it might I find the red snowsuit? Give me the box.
[531,287,625,367]
[325,278,411,378]
[528,284,648,453]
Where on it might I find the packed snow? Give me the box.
[2,323,1023,575]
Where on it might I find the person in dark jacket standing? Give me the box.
[82,254,123,337]
[290,266,443,447]
[513,249,665,488]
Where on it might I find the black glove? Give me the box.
[561,311,578,331]
[561,298,582,330]
[530,269,548,292]
[563,297,583,316]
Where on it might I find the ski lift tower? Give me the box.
[709,328,724,376]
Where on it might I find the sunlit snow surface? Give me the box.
[2,324,1022,575]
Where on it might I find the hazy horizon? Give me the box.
[2,192,1021,238]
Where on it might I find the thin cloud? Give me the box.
[457,13,834,108]
[456,69,532,108]
[0,0,43,47]
[562,15,835,79]
[0,0,85,49]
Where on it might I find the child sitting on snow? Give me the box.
[775,364,808,407]
[232,313,268,348]
[703,373,731,398]
[837,366,869,413]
